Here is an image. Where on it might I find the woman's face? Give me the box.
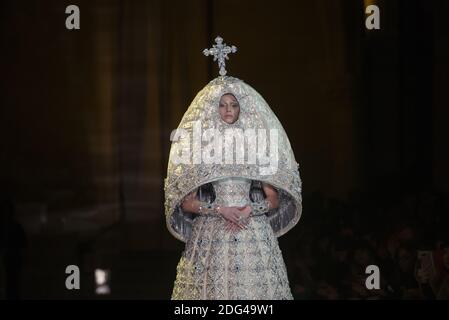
[219,93,240,124]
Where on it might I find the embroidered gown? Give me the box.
[171,177,293,300]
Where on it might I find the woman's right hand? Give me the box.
[218,206,251,230]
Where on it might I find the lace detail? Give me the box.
[212,177,251,207]
[250,199,270,215]
[171,214,293,300]
[171,177,293,300]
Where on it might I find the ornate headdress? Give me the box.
[165,36,303,242]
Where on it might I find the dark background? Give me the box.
[1,0,448,299]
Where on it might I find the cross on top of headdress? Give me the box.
[203,36,237,76]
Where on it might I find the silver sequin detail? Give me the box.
[171,178,294,300]
[165,76,303,243]
[203,36,237,76]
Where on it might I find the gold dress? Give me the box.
[171,177,293,300]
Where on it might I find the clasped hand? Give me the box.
[219,205,252,233]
